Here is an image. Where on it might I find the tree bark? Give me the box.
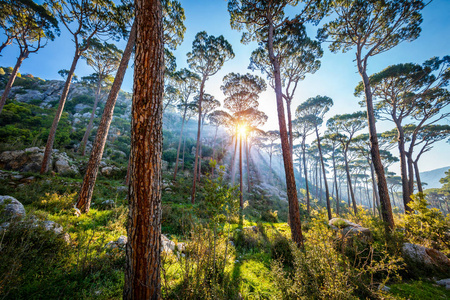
[332,147,340,216]
[302,138,310,213]
[397,125,412,212]
[231,136,238,184]
[267,21,303,247]
[173,105,187,180]
[406,152,415,201]
[76,22,136,213]
[287,100,294,163]
[358,65,394,231]
[239,133,243,208]
[344,150,358,214]
[246,136,251,192]
[80,78,103,156]
[315,127,331,219]
[413,160,423,193]
[0,52,28,115]
[123,0,164,296]
[191,79,205,203]
[41,51,80,174]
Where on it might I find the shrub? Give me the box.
[403,193,450,252]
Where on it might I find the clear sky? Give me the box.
[1,0,449,174]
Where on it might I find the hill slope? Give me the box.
[420,166,449,189]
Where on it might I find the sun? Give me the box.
[237,124,247,136]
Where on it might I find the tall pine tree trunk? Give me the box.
[76,22,136,213]
[358,64,394,231]
[344,150,358,214]
[332,149,340,216]
[315,127,331,219]
[246,136,251,192]
[413,160,423,193]
[41,51,80,174]
[267,21,303,247]
[397,126,412,212]
[0,52,28,114]
[302,140,310,213]
[123,0,164,296]
[239,133,243,208]
[406,152,415,202]
[80,78,103,156]
[191,79,205,203]
[173,106,187,179]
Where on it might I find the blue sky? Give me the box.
[1,0,449,174]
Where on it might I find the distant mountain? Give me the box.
[420,166,450,189]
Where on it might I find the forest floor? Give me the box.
[0,169,449,299]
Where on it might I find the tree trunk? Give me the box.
[397,126,412,212]
[406,152,415,201]
[212,126,218,176]
[239,133,243,208]
[358,66,394,231]
[191,79,206,203]
[413,160,423,193]
[246,136,251,192]
[302,139,310,213]
[267,21,303,247]
[76,22,136,213]
[182,135,186,170]
[315,127,331,219]
[231,136,238,184]
[123,0,164,296]
[173,106,187,179]
[332,148,340,216]
[41,51,80,174]
[287,100,294,163]
[344,150,358,214]
[80,78,103,156]
[0,52,28,114]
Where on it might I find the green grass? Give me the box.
[389,280,450,300]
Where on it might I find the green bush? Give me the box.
[403,193,450,252]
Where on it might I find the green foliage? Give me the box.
[389,280,450,300]
[187,31,234,78]
[162,148,177,164]
[403,193,450,251]
[0,217,69,298]
[0,100,73,148]
[261,209,278,223]
[272,214,402,299]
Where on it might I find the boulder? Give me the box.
[161,160,169,171]
[116,186,127,193]
[436,278,450,290]
[0,195,26,219]
[161,234,185,253]
[41,220,64,234]
[54,152,79,174]
[74,103,90,113]
[0,147,79,174]
[329,218,372,242]
[106,235,128,250]
[402,243,450,274]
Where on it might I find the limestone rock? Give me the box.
[0,147,78,174]
[106,235,127,250]
[161,160,169,171]
[54,152,79,174]
[0,195,26,219]
[402,243,450,274]
[329,218,372,242]
[161,234,185,253]
[436,278,450,290]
